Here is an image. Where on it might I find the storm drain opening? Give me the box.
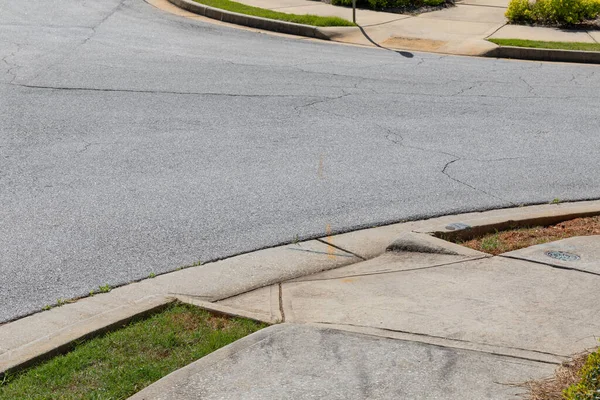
[545,250,581,262]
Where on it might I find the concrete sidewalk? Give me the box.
[212,0,600,55]
[131,232,600,399]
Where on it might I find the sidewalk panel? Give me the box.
[129,324,553,400]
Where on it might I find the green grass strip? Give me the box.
[0,303,266,399]
[194,0,355,26]
[489,38,600,52]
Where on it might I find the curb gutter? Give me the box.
[2,200,600,377]
[167,0,340,40]
[485,45,600,64]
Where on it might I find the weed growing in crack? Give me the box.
[480,234,501,252]
[98,285,111,293]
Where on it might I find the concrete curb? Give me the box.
[1,200,600,377]
[386,231,487,256]
[485,45,600,64]
[175,294,279,324]
[157,0,600,63]
[167,0,346,40]
[428,203,600,242]
[0,295,173,376]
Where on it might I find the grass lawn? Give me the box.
[489,38,600,52]
[0,303,266,400]
[194,0,355,26]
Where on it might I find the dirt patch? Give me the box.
[166,308,236,331]
[521,352,589,400]
[206,314,235,331]
[381,37,447,51]
[458,216,600,255]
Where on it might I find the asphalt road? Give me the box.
[1,0,599,322]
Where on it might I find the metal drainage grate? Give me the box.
[545,250,580,262]
[445,222,471,231]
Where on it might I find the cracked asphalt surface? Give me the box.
[1,0,600,322]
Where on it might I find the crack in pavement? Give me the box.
[290,92,520,206]
[22,0,126,84]
[442,158,516,205]
[296,92,353,109]
[376,123,519,205]
[4,82,344,100]
[519,76,535,95]
[78,0,126,48]
[1,43,22,84]
[452,82,483,97]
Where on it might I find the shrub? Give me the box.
[506,0,600,25]
[332,0,447,10]
[564,349,600,400]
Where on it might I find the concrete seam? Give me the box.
[315,238,367,260]
[499,255,600,277]
[278,283,286,323]
[174,295,275,324]
[289,256,488,282]
[313,321,565,364]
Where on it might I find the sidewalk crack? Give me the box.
[278,283,286,323]
[316,238,366,260]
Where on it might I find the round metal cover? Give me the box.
[545,250,580,262]
[445,222,471,231]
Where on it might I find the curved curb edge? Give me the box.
[484,45,600,64]
[167,0,349,40]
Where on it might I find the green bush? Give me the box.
[332,0,446,10]
[564,349,600,400]
[506,0,600,25]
